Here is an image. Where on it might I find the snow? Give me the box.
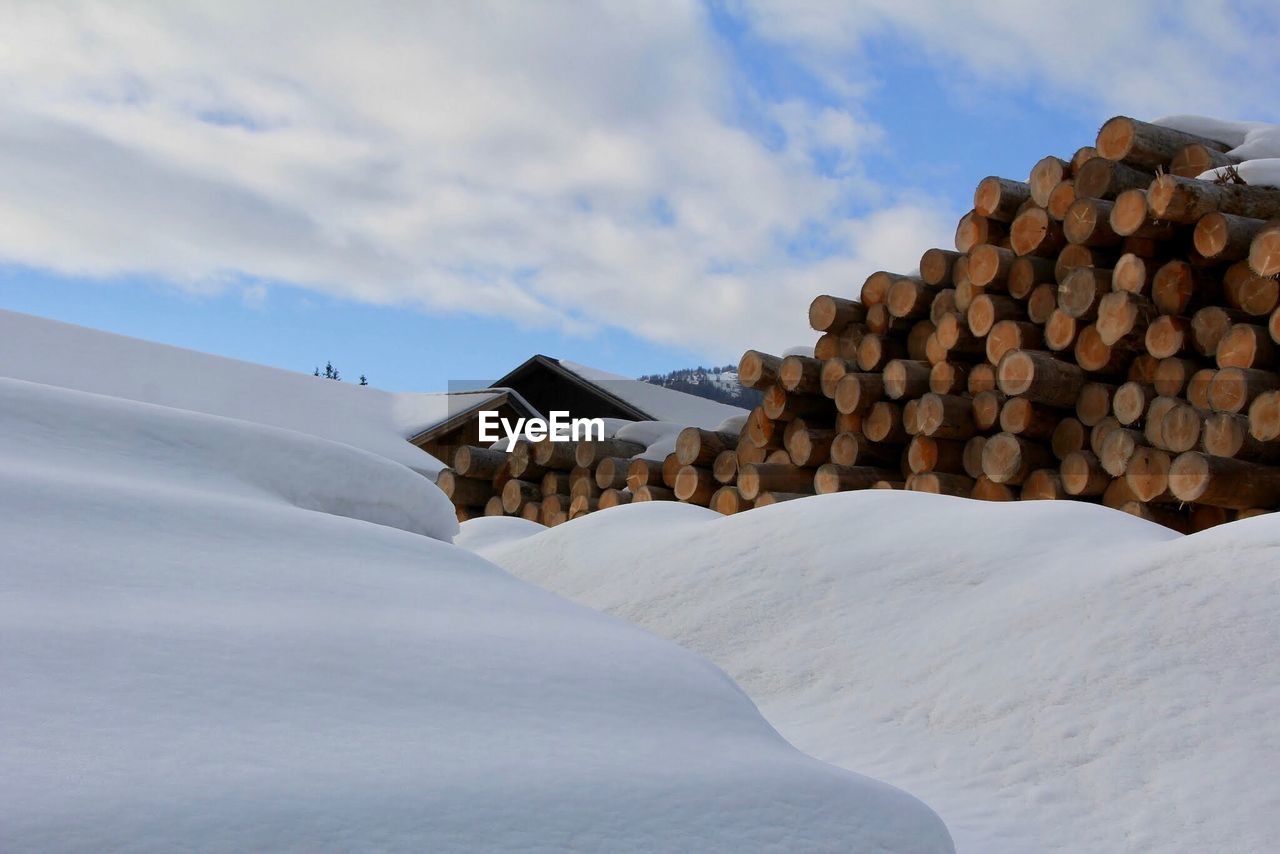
[558,359,747,428]
[1,317,953,852]
[1154,115,1280,186]
[0,308,460,475]
[614,419,687,460]
[471,493,1280,853]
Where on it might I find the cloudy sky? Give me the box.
[2,1,1277,389]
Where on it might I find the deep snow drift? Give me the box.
[471,496,1280,853]
[0,372,952,851]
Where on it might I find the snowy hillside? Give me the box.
[470,497,1280,853]
[0,309,456,475]
[0,322,953,850]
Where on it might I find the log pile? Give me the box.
[438,115,1280,532]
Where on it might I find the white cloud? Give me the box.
[11,2,1268,365]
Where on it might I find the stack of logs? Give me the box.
[439,115,1280,532]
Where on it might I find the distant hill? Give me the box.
[638,364,761,409]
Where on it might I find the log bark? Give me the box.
[1008,255,1057,299]
[1010,207,1066,256]
[1148,174,1280,223]
[907,435,967,474]
[508,439,546,480]
[1076,381,1116,427]
[1152,260,1218,316]
[761,385,829,421]
[598,488,632,510]
[999,397,1061,440]
[863,401,908,443]
[920,248,962,285]
[986,320,1043,365]
[829,431,901,469]
[1060,450,1110,496]
[1223,261,1279,317]
[856,333,907,372]
[971,390,1005,432]
[967,294,1024,337]
[929,360,970,395]
[1208,366,1280,413]
[575,437,646,468]
[955,211,1007,253]
[997,348,1085,407]
[784,419,837,467]
[809,295,867,332]
[437,470,493,507]
[710,486,751,515]
[907,472,975,496]
[1212,409,1280,461]
[541,471,572,496]
[452,446,509,480]
[1064,198,1123,246]
[502,478,542,514]
[1194,212,1268,261]
[833,371,885,415]
[625,458,663,492]
[754,491,809,506]
[1020,469,1067,500]
[814,463,902,494]
[1096,116,1230,169]
[1057,266,1111,320]
[981,432,1053,485]
[1168,452,1280,508]
[633,485,676,502]
[737,463,816,500]
[882,359,932,400]
[595,456,632,490]
[1170,142,1240,178]
[739,350,783,389]
[974,176,1032,221]
[916,393,976,439]
[1073,156,1152,199]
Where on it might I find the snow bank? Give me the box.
[472,493,1280,853]
[1154,115,1280,186]
[0,309,453,474]
[1,374,953,852]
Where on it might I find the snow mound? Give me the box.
[472,492,1280,853]
[1,374,952,852]
[453,515,545,551]
[1153,115,1280,186]
[0,308,452,475]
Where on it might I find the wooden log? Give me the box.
[1208,366,1280,413]
[541,471,572,496]
[813,332,840,361]
[1071,146,1099,173]
[1248,221,1280,277]
[920,248,962,286]
[779,355,825,394]
[1194,212,1268,261]
[452,446,509,480]
[454,505,483,523]
[814,463,902,494]
[1073,324,1131,374]
[483,495,506,517]
[784,419,837,467]
[967,244,1025,288]
[1190,306,1245,358]
[502,478,542,514]
[1149,174,1280,223]
[971,390,1005,432]
[570,473,601,502]
[1168,452,1280,509]
[930,289,959,326]
[902,399,923,437]
[967,363,997,394]
[1111,381,1156,426]
[908,320,936,362]
[1186,368,1216,411]
[1124,446,1174,502]
[737,463,815,500]
[809,295,867,332]
[974,176,1032,221]
[1141,396,1181,451]
[1029,156,1070,207]
[1213,409,1280,461]
[833,370,885,415]
[916,393,976,439]
[1107,188,1152,237]
[907,435,967,474]
[761,385,829,421]
[882,359,932,400]
[1151,260,1218,317]
[765,449,792,464]
[1223,261,1279,317]
[1096,290,1158,347]
[1116,500,1189,532]
[981,432,1052,485]
[1060,451,1110,496]
[1158,401,1204,454]
[1099,427,1143,477]
[745,407,781,449]
[739,349,783,390]
[532,437,577,470]
[1044,309,1079,352]
[1073,156,1152,199]
[863,401,908,443]
[829,431,901,469]
[969,475,1015,501]
[860,271,898,306]
[712,450,739,485]
[1215,324,1276,369]
[508,439,546,480]
[674,427,738,467]
[1009,255,1057,299]
[856,333,907,373]
[986,320,1043,365]
[625,458,663,492]
[673,465,715,505]
[1064,198,1124,246]
[568,495,600,519]
[907,472,974,496]
[996,348,1085,407]
[967,293,1024,337]
[963,436,987,479]
[887,278,935,320]
[633,485,676,502]
[1020,469,1066,500]
[1090,416,1121,457]
[835,324,865,359]
[820,358,857,399]
[1055,244,1111,285]
[598,488,632,510]
[438,470,493,507]
[1057,266,1111,320]
[1047,180,1077,221]
[1076,381,1116,427]
[1112,252,1157,295]
[1250,390,1280,442]
[1096,116,1230,169]
[1051,416,1087,460]
[929,360,970,395]
[1170,142,1240,178]
[999,397,1060,440]
[1026,283,1057,325]
[539,495,570,526]
[955,210,1006,253]
[1145,315,1193,359]
[662,453,682,489]
[709,486,751,514]
[575,437,646,468]
[1010,207,1066,256]
[519,501,542,522]
[866,303,907,336]
[595,457,632,490]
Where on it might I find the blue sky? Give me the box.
[1,2,1276,391]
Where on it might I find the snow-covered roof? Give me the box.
[539,356,748,429]
[0,309,478,475]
